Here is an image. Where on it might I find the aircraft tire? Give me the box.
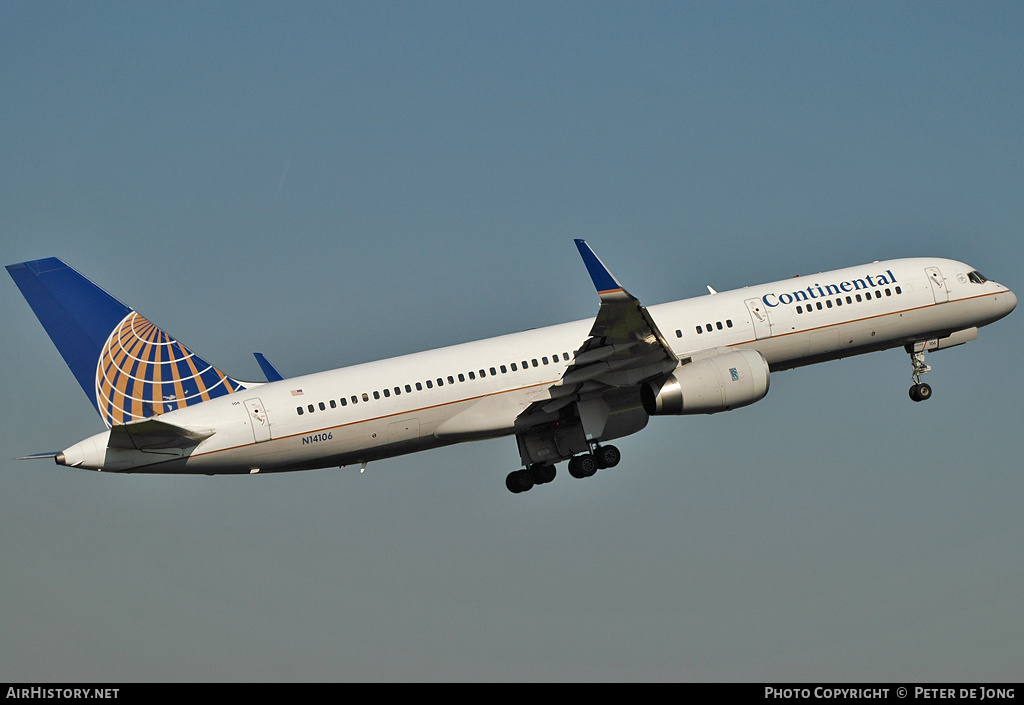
[576,454,598,478]
[909,383,932,402]
[567,457,583,479]
[595,445,621,469]
[506,469,534,493]
[530,463,556,484]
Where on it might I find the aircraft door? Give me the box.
[926,267,949,304]
[744,298,772,339]
[244,398,271,443]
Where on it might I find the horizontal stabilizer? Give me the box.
[254,352,284,382]
[108,418,215,451]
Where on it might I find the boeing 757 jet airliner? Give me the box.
[6,241,1016,493]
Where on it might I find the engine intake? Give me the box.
[641,349,770,415]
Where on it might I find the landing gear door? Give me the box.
[926,267,949,304]
[244,398,271,443]
[744,298,772,340]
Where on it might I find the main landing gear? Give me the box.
[505,444,621,494]
[908,349,933,402]
[505,462,555,493]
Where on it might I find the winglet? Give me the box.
[574,239,632,302]
[253,352,284,382]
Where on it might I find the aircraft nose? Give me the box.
[1007,289,1018,314]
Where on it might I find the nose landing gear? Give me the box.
[909,350,932,402]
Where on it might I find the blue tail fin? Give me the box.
[7,258,246,427]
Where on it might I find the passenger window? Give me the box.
[373,391,380,400]
[458,374,465,382]
[297,406,304,415]
[383,389,390,398]
[490,367,497,376]
[716,321,723,330]
[532,359,538,367]
[468,371,475,380]
[695,326,702,334]
[362,393,369,402]
[500,365,507,373]
[330,399,336,408]
[448,376,455,384]
[340,398,347,406]
[427,380,433,388]
[797,305,803,314]
[676,329,682,338]
[726,320,733,328]
[415,382,421,391]
[511,363,518,371]
[308,404,315,413]
[542,357,549,365]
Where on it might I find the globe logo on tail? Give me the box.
[95,312,245,427]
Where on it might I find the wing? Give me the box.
[516,240,680,444]
[566,239,679,387]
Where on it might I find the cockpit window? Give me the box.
[968,270,988,284]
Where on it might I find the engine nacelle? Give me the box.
[640,349,770,415]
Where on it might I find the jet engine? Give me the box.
[640,349,770,415]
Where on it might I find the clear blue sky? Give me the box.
[2,1,1022,681]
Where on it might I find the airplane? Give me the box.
[5,241,1017,494]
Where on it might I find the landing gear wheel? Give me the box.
[530,463,556,485]
[595,445,621,470]
[568,454,598,479]
[505,468,535,493]
[909,383,932,402]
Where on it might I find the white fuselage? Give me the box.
[58,257,1016,474]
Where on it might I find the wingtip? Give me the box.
[574,239,631,301]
